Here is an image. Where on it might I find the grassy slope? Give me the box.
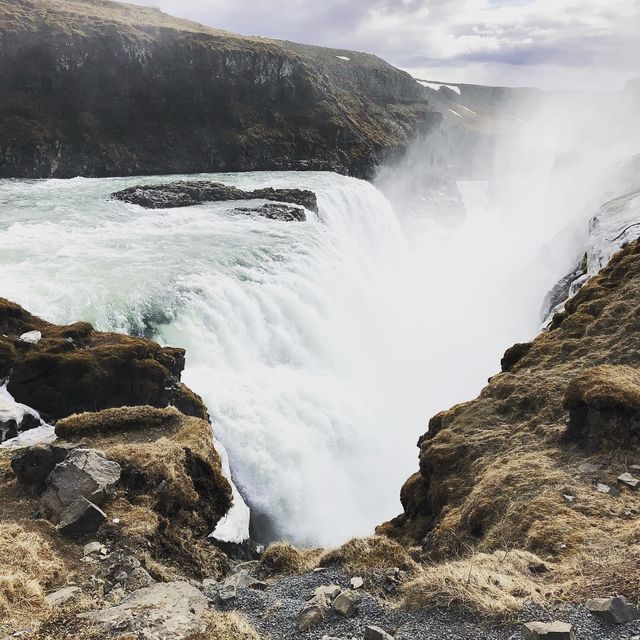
[379,238,640,607]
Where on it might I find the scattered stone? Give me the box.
[630,464,640,472]
[562,494,576,505]
[596,483,621,497]
[528,562,550,574]
[578,463,603,474]
[127,567,156,591]
[19,330,41,344]
[83,541,106,557]
[617,472,640,489]
[56,498,107,536]
[522,621,575,640]
[40,448,121,524]
[297,594,328,632]
[44,586,81,607]
[224,570,268,591]
[79,582,208,639]
[364,625,394,640]
[350,576,364,589]
[586,596,640,623]
[333,590,358,617]
[315,584,342,600]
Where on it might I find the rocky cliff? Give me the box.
[0,0,439,179]
[380,234,640,602]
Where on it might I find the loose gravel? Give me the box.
[210,567,640,639]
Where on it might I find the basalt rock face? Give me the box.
[113,181,318,213]
[380,239,640,576]
[0,0,439,180]
[0,297,207,422]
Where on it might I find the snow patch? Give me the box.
[1,424,56,449]
[416,80,461,95]
[209,434,251,543]
[448,109,463,118]
[335,55,350,61]
[20,330,41,344]
[0,384,50,446]
[457,104,477,115]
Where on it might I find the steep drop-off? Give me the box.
[381,236,640,598]
[0,0,439,179]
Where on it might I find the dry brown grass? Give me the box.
[187,610,261,640]
[0,523,66,626]
[259,541,321,576]
[319,536,418,574]
[399,550,552,617]
[56,406,233,538]
[564,364,640,410]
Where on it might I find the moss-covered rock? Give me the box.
[0,298,207,422]
[381,239,640,600]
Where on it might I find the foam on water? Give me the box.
[0,171,558,545]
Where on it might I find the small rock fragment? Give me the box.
[562,494,576,505]
[56,498,107,536]
[586,596,640,623]
[83,541,105,556]
[297,594,328,632]
[44,586,81,607]
[528,562,550,574]
[314,584,341,600]
[522,621,575,640]
[578,463,603,474]
[596,483,621,497]
[618,473,640,489]
[364,626,394,640]
[333,590,358,617]
[350,576,364,589]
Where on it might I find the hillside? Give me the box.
[0,0,439,179]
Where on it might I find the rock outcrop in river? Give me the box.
[0,0,439,179]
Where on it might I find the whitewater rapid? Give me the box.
[0,171,562,546]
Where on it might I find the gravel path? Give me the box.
[213,567,640,640]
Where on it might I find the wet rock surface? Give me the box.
[113,181,319,214]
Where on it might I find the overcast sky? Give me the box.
[122,0,640,90]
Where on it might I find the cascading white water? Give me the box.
[0,170,568,546]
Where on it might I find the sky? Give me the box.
[120,0,640,90]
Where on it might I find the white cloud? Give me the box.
[118,0,640,89]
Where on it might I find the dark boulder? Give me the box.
[235,203,306,222]
[112,181,318,214]
[10,443,73,492]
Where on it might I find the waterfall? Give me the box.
[0,170,561,546]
